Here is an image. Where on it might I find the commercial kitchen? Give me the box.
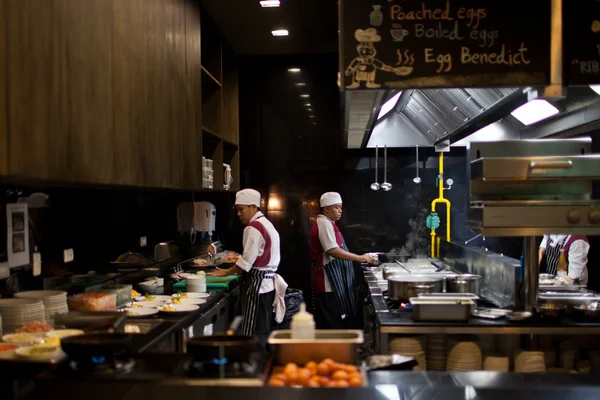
[1,0,600,399]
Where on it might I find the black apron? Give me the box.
[312,240,359,321]
[543,236,568,275]
[239,268,274,336]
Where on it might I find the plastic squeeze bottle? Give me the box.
[291,303,316,340]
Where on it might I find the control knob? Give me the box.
[566,210,580,224]
[588,210,600,225]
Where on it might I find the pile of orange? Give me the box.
[268,358,364,388]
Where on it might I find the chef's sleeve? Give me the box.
[568,240,590,279]
[317,218,339,253]
[235,226,264,272]
[539,235,548,249]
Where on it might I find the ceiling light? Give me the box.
[294,82,306,87]
[590,85,600,96]
[300,94,309,98]
[272,29,289,37]
[307,108,313,112]
[304,103,311,107]
[288,68,301,73]
[260,0,280,7]
[510,99,559,125]
[377,91,402,120]
[309,115,316,118]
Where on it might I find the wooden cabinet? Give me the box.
[0,0,239,192]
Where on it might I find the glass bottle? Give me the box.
[557,249,568,277]
[370,5,383,26]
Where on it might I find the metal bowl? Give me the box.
[573,303,600,321]
[537,303,567,319]
[506,311,533,321]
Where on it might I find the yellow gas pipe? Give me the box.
[430,152,451,258]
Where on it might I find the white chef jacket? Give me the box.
[540,234,590,284]
[316,214,341,293]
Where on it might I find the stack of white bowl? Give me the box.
[514,350,546,373]
[447,338,482,371]
[427,334,447,371]
[186,275,207,292]
[483,355,510,372]
[0,299,46,334]
[389,336,427,371]
[14,291,68,327]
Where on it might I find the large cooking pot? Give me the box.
[387,275,444,301]
[60,333,132,358]
[445,274,481,295]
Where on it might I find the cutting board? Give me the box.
[173,275,238,290]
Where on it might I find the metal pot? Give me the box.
[445,274,482,295]
[387,275,444,302]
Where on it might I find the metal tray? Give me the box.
[539,284,586,292]
[418,292,480,301]
[538,292,600,305]
[268,330,363,365]
[409,298,475,321]
[472,308,512,320]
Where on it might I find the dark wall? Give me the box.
[238,54,522,299]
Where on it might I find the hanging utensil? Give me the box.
[370,146,381,191]
[413,145,421,184]
[381,145,392,191]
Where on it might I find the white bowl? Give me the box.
[15,345,61,361]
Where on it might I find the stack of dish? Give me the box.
[447,338,482,371]
[427,334,447,371]
[14,291,68,327]
[559,340,578,370]
[0,299,45,334]
[514,350,546,373]
[483,355,510,372]
[388,336,427,371]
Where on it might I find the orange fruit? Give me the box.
[326,380,338,388]
[336,380,349,387]
[307,377,320,388]
[283,363,298,375]
[344,365,358,374]
[269,378,286,387]
[296,368,311,386]
[348,376,363,387]
[273,373,288,383]
[285,370,299,385]
[316,362,331,376]
[331,370,349,381]
[317,376,330,386]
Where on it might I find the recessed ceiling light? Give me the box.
[272,29,289,36]
[304,103,311,107]
[511,99,559,125]
[294,82,306,87]
[287,68,301,73]
[300,94,310,98]
[309,115,316,119]
[307,108,312,112]
[260,0,280,7]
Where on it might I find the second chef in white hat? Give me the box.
[309,192,377,329]
[210,188,287,349]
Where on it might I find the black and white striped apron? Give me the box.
[545,236,568,275]
[240,268,274,336]
[312,241,359,320]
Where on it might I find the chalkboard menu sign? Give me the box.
[564,0,600,85]
[340,0,551,90]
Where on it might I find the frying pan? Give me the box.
[61,333,132,358]
[186,316,259,362]
[53,311,127,332]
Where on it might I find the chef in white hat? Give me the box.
[309,192,376,329]
[210,188,287,348]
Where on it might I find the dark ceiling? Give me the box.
[201,0,338,55]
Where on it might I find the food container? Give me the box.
[417,292,480,301]
[445,274,481,295]
[68,293,117,311]
[85,284,132,308]
[573,303,600,322]
[387,275,444,302]
[409,298,475,321]
[472,308,512,320]
[536,303,567,319]
[268,330,363,365]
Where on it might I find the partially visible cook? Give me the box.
[539,234,590,284]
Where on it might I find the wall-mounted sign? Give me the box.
[340,0,552,90]
[564,0,600,85]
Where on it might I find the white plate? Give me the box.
[15,345,61,361]
[127,301,165,308]
[158,304,199,313]
[171,298,207,306]
[2,333,47,345]
[122,307,159,317]
[172,292,210,299]
[47,329,85,340]
[134,295,172,302]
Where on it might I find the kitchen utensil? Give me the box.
[154,242,178,261]
[539,273,555,281]
[409,298,475,321]
[371,146,381,191]
[573,303,600,321]
[506,311,533,321]
[472,308,512,320]
[381,145,392,191]
[53,311,127,333]
[187,316,260,363]
[413,145,421,184]
[537,303,567,319]
[387,275,444,301]
[445,274,482,295]
[394,260,414,275]
[60,333,132,358]
[430,260,446,272]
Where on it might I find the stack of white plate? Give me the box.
[427,335,447,371]
[389,336,427,371]
[14,291,68,327]
[514,350,546,373]
[483,355,510,372]
[0,299,46,334]
[447,338,482,371]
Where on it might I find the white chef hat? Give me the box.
[320,192,343,207]
[235,189,261,207]
[17,192,49,209]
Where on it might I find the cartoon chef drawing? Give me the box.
[345,28,413,89]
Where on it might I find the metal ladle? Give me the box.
[370,145,380,191]
[413,145,421,184]
[381,145,392,191]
